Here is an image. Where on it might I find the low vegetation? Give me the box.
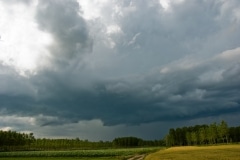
[145,144,240,160]
[0,158,115,160]
[0,147,160,159]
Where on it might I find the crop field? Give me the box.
[145,144,240,160]
[0,147,161,160]
[0,158,114,160]
[0,158,113,160]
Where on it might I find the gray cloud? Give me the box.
[7,47,237,127]
[1,0,240,140]
[0,0,31,4]
[35,0,93,67]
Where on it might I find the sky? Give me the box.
[0,0,240,141]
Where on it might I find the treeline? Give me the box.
[0,131,35,151]
[0,131,164,151]
[165,120,240,146]
[2,120,240,151]
[31,137,164,150]
[30,138,112,150]
[113,137,165,147]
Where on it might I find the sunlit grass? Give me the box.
[145,144,240,160]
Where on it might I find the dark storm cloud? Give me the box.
[3,47,237,127]
[1,0,240,137]
[35,0,92,66]
[0,64,35,97]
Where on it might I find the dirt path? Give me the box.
[127,154,145,160]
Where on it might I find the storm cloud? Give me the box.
[36,0,93,66]
[0,0,240,140]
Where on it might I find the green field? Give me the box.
[0,157,118,160]
[145,144,240,160]
[0,158,114,160]
[0,147,160,160]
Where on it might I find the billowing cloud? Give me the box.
[0,0,240,140]
[0,0,52,75]
[35,0,93,67]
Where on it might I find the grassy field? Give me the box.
[0,147,160,160]
[145,144,240,160]
[0,158,114,160]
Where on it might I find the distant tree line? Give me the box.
[0,130,34,151]
[1,120,240,151]
[165,120,240,146]
[0,131,164,151]
[30,138,112,150]
[113,137,164,147]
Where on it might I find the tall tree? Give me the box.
[208,123,218,144]
[199,127,207,144]
[166,129,176,146]
[186,132,192,146]
[191,132,198,145]
[218,120,229,143]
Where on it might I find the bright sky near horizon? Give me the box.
[0,0,240,140]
